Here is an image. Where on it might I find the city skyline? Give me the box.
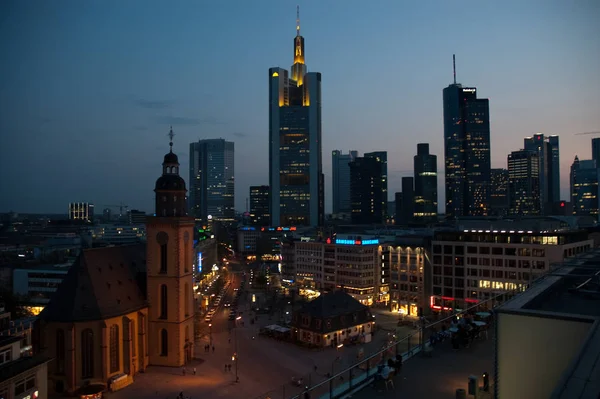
[1,1,599,214]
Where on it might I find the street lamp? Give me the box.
[232,328,239,382]
[209,323,212,346]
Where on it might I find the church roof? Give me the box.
[39,244,148,322]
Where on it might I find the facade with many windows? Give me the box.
[430,230,593,311]
[381,236,431,317]
[291,236,383,306]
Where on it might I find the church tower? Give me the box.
[146,128,195,366]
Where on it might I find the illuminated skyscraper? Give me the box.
[489,168,509,217]
[249,185,270,226]
[524,133,560,212]
[443,55,491,218]
[189,139,235,221]
[332,150,358,214]
[570,156,599,219]
[269,7,323,226]
[413,143,438,223]
[508,150,540,215]
[349,153,387,224]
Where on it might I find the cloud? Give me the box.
[232,132,248,138]
[134,99,173,110]
[154,115,223,126]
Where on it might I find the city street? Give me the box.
[111,260,422,399]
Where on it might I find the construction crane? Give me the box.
[101,203,129,217]
[574,131,600,136]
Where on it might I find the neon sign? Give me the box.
[197,252,202,273]
[463,88,476,93]
[335,239,379,245]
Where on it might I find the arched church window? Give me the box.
[109,325,119,373]
[160,284,168,319]
[81,329,94,378]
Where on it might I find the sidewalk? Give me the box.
[349,333,495,399]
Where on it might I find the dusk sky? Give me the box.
[1,0,599,215]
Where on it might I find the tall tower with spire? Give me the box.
[269,7,324,227]
[146,127,195,366]
[443,55,491,218]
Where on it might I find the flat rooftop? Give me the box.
[352,333,494,399]
[522,255,600,318]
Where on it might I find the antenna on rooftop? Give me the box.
[453,54,456,85]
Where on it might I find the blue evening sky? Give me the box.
[1,0,599,214]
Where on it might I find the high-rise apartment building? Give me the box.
[332,150,358,215]
[570,156,599,219]
[249,185,270,226]
[349,153,387,224]
[268,8,323,227]
[413,143,438,223]
[508,150,540,215]
[443,56,491,218]
[524,133,560,212]
[189,139,235,221]
[68,202,94,222]
[489,168,509,217]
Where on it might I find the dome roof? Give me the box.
[163,151,179,165]
[155,174,186,191]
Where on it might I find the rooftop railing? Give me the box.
[252,250,594,399]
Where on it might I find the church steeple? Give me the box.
[154,127,188,217]
[291,5,307,86]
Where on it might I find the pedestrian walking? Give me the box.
[193,367,196,375]
[212,345,215,353]
[224,364,228,372]
[182,367,186,376]
[228,338,231,344]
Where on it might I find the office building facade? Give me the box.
[269,10,323,227]
[396,177,414,226]
[443,58,491,218]
[68,203,94,222]
[249,185,270,226]
[332,150,358,215]
[430,230,593,311]
[349,153,387,224]
[413,143,438,223]
[570,156,600,219]
[189,139,235,221]
[489,168,509,217]
[508,150,541,215]
[524,133,560,212]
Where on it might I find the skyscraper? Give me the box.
[523,133,561,211]
[349,153,387,224]
[547,135,560,204]
[508,150,540,215]
[592,137,600,166]
[570,156,599,219]
[189,139,235,221]
[396,177,415,226]
[269,7,323,227]
[413,143,438,223]
[489,168,509,217]
[365,151,388,217]
[249,185,270,226]
[332,150,358,215]
[443,55,491,218]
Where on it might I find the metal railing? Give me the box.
[252,251,593,399]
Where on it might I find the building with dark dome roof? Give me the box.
[33,129,196,397]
